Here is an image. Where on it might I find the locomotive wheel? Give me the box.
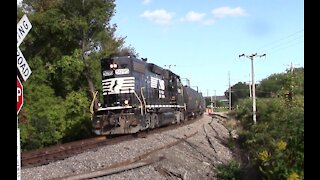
[150,114,159,129]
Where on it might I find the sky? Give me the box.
[17,0,304,96]
[111,0,304,96]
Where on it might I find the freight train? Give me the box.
[92,55,205,135]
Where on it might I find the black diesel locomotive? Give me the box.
[92,55,205,135]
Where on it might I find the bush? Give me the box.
[234,96,304,179]
[215,160,243,180]
[19,84,67,150]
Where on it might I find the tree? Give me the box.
[21,0,120,108]
[224,82,250,107]
[256,67,304,98]
[256,73,288,98]
[18,0,133,149]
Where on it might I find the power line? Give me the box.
[263,35,303,52]
[265,39,304,54]
[256,29,304,52]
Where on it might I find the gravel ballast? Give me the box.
[21,114,235,180]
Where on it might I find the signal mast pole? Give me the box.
[239,53,266,124]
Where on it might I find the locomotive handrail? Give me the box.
[90,91,99,115]
[133,90,144,115]
[141,87,147,115]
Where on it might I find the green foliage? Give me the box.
[256,73,287,98]
[215,160,243,180]
[234,95,304,179]
[225,82,250,107]
[19,83,67,150]
[52,49,85,97]
[227,133,236,150]
[62,91,92,142]
[233,98,253,130]
[256,67,304,98]
[228,68,304,179]
[18,0,132,150]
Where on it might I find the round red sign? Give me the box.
[17,77,23,115]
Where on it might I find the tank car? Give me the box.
[182,86,205,118]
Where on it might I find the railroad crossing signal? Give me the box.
[17,77,23,115]
[17,14,32,180]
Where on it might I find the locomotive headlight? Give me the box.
[110,63,118,69]
[124,99,129,105]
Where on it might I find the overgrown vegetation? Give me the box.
[215,160,243,180]
[223,68,304,179]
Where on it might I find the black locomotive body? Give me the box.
[92,56,205,135]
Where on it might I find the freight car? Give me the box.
[92,55,205,135]
[183,86,206,118]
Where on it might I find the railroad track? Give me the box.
[21,116,200,168]
[52,131,198,180]
[208,112,228,119]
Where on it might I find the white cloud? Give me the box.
[140,9,174,25]
[202,19,215,26]
[142,0,151,5]
[212,6,247,18]
[181,11,206,22]
[180,11,215,26]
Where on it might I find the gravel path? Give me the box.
[21,114,235,180]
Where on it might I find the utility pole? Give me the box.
[239,53,266,124]
[214,90,217,108]
[211,95,213,112]
[286,62,299,100]
[249,74,252,98]
[228,72,231,111]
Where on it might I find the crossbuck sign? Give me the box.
[17,14,32,47]
[17,14,32,81]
